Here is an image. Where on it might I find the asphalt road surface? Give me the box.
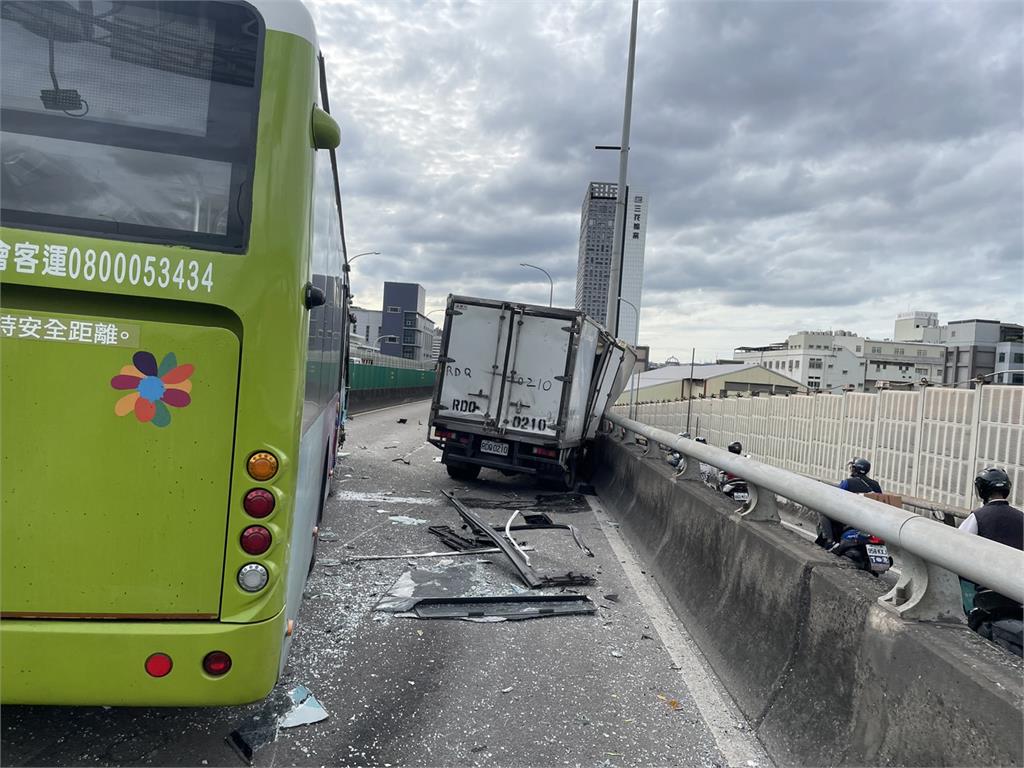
[2,400,768,768]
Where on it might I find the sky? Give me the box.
[311,0,1023,362]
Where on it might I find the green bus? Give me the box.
[0,0,350,704]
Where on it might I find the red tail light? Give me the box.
[241,526,272,555]
[203,651,232,676]
[868,535,884,544]
[145,653,173,678]
[532,446,558,458]
[243,489,275,518]
[435,428,455,440]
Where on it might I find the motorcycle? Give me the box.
[664,433,691,468]
[830,528,892,575]
[969,588,1023,658]
[717,471,749,503]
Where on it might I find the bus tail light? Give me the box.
[203,651,232,676]
[247,451,279,481]
[243,489,275,518]
[240,526,272,555]
[238,563,269,592]
[145,653,173,678]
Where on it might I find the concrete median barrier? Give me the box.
[593,436,1024,767]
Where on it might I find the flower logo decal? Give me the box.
[111,351,194,428]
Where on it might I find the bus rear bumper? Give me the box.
[0,609,286,706]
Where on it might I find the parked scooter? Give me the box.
[716,468,749,502]
[716,442,748,501]
[969,589,1024,658]
[830,528,892,575]
[665,433,692,468]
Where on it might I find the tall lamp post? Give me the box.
[519,263,553,307]
[343,250,380,273]
[602,0,640,338]
[618,297,640,418]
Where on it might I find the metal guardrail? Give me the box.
[605,411,1024,617]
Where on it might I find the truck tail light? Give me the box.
[532,447,558,458]
[435,428,454,439]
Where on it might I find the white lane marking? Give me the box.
[589,497,773,768]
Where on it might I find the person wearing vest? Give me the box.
[815,457,882,548]
[959,467,1023,613]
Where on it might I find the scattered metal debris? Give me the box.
[403,594,596,621]
[392,456,411,465]
[428,524,490,551]
[604,593,620,603]
[396,418,408,424]
[442,490,595,589]
[279,684,328,729]
[348,546,534,562]
[457,492,590,513]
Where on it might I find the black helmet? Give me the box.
[975,467,1012,502]
[728,441,742,454]
[849,457,871,475]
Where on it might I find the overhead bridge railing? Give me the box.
[604,411,1024,620]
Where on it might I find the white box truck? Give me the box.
[428,295,634,487]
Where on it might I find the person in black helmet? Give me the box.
[816,457,882,548]
[720,442,743,483]
[838,457,881,494]
[960,467,1022,547]
[958,467,1022,618]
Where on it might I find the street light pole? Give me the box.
[343,250,380,273]
[618,297,639,418]
[519,263,553,306]
[604,0,640,339]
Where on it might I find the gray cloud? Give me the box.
[311,0,1023,359]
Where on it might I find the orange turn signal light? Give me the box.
[247,451,279,481]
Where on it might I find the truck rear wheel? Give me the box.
[551,449,578,491]
[446,461,481,481]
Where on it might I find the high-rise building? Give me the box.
[574,182,648,345]
[379,282,435,365]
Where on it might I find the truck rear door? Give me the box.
[435,300,511,430]
[497,309,575,442]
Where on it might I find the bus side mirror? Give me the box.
[311,105,340,150]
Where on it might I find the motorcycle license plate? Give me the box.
[480,439,509,457]
[866,544,890,573]
[732,492,749,502]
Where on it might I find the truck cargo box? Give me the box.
[429,295,634,484]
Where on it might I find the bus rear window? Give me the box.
[0,1,262,252]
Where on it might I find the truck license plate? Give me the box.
[480,439,509,457]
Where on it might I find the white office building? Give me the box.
[574,182,648,346]
[735,329,945,392]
